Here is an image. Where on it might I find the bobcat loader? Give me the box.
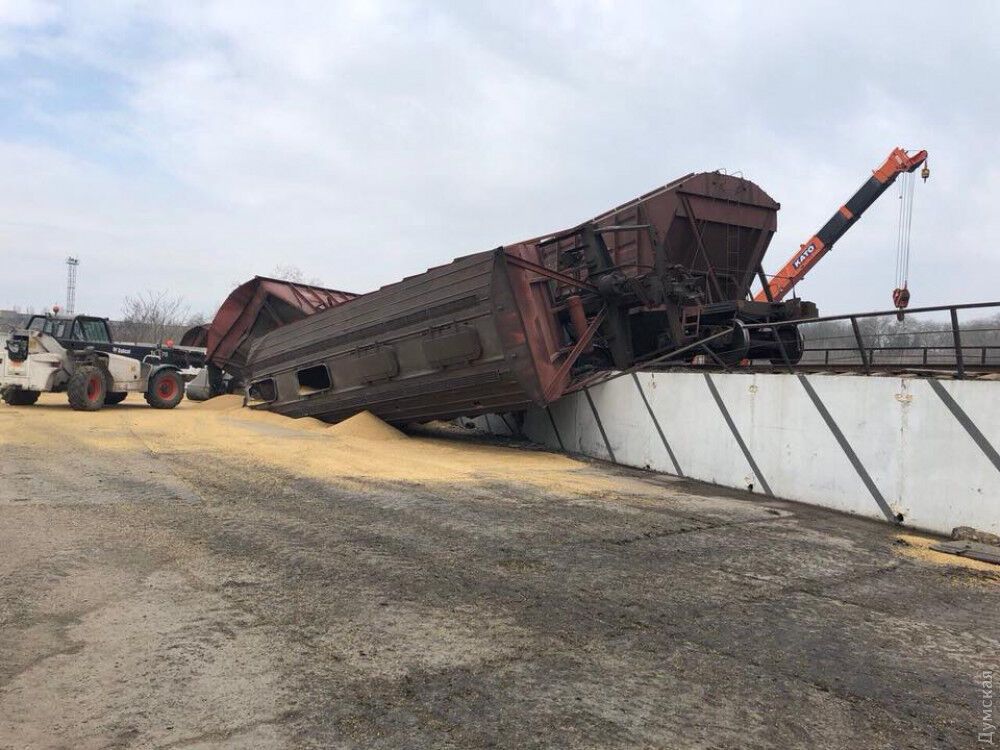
[0,322,184,411]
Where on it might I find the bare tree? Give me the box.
[117,291,191,344]
[270,264,324,287]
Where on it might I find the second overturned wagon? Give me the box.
[245,249,560,424]
[245,172,816,424]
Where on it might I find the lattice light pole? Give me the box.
[66,256,80,314]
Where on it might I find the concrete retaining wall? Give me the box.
[520,372,1000,537]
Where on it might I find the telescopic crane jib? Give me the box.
[755,147,929,307]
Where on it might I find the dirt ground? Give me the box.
[0,394,997,749]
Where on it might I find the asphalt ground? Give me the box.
[0,394,997,749]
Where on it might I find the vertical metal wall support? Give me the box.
[583,388,617,463]
[631,373,683,476]
[703,374,772,496]
[797,375,898,523]
[950,307,965,379]
[850,317,870,374]
[545,407,565,452]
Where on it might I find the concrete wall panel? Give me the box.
[521,372,1000,536]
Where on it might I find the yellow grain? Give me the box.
[2,393,643,496]
[894,533,1000,577]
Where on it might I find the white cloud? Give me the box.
[0,0,998,317]
[0,0,57,26]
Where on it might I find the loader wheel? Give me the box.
[1,387,41,406]
[104,392,128,405]
[67,366,107,411]
[145,369,183,409]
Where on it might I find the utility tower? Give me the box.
[66,256,80,314]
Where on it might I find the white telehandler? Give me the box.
[1,316,185,411]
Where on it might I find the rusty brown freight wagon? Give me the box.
[186,277,358,400]
[245,172,815,424]
[206,276,357,379]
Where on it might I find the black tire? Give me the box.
[145,369,184,409]
[1,387,41,406]
[67,366,107,411]
[104,392,128,405]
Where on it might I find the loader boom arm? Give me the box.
[755,147,928,302]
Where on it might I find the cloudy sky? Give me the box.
[1,0,997,319]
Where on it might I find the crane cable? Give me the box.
[892,170,917,317]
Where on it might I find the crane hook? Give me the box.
[892,286,910,321]
[920,160,930,182]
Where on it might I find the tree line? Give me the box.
[3,265,324,345]
[799,311,1000,366]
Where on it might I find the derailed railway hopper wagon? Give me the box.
[245,172,816,424]
[186,276,357,400]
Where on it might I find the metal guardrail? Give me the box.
[794,302,1000,378]
[540,301,1000,397]
[803,345,1000,369]
[624,301,1000,381]
[754,301,1000,378]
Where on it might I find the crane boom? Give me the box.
[755,147,928,303]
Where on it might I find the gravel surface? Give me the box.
[1,396,997,749]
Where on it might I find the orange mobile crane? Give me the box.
[755,147,929,306]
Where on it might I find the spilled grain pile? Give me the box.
[14,392,633,495]
[198,394,245,411]
[198,393,330,431]
[327,411,406,441]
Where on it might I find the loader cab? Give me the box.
[26,315,113,348]
[69,317,112,345]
